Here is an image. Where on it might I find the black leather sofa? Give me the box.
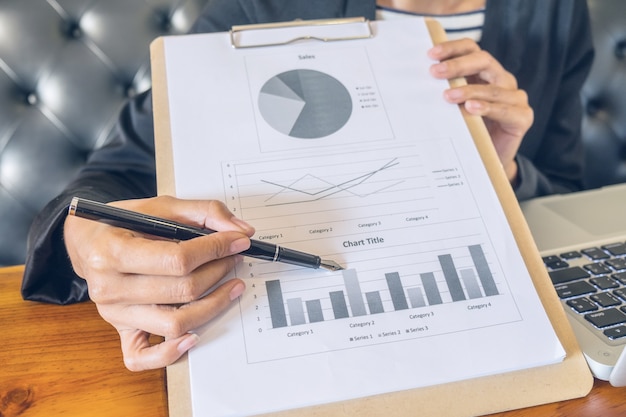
[0,0,624,266]
[0,0,209,266]
[582,0,626,189]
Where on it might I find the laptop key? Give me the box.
[604,326,626,340]
[543,255,560,264]
[585,308,626,328]
[606,258,626,271]
[614,288,626,301]
[590,276,620,290]
[603,242,626,256]
[543,255,568,269]
[560,251,582,260]
[549,266,590,284]
[584,262,612,275]
[555,281,597,298]
[590,292,622,307]
[582,247,610,260]
[612,271,626,284]
[548,260,569,269]
[566,297,598,313]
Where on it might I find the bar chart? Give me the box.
[264,244,498,329]
[238,238,523,364]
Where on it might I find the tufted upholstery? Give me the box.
[581,0,626,189]
[0,0,625,267]
[0,0,209,266]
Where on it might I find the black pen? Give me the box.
[68,197,344,271]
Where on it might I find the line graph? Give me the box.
[261,158,403,205]
[221,142,471,230]
[222,147,428,227]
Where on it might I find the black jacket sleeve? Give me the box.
[480,0,594,201]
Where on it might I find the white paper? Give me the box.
[157,18,565,417]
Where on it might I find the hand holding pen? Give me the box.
[69,197,343,271]
[62,196,266,371]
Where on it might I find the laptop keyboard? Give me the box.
[543,242,626,343]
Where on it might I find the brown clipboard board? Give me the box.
[151,17,593,417]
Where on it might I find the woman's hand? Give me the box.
[428,38,534,185]
[64,195,255,371]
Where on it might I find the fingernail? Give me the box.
[229,282,245,301]
[444,89,463,100]
[465,100,483,111]
[177,333,200,354]
[431,62,447,75]
[229,237,251,254]
[428,44,443,58]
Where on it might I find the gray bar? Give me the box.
[460,269,482,299]
[407,287,426,308]
[266,280,287,328]
[365,291,384,314]
[439,254,466,302]
[330,290,349,319]
[343,269,367,316]
[287,298,306,325]
[469,244,499,296]
[385,272,409,310]
[420,272,442,305]
[306,299,324,323]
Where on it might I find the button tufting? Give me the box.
[26,93,38,106]
[125,85,137,98]
[154,9,173,32]
[616,40,626,60]
[0,0,211,266]
[62,20,83,39]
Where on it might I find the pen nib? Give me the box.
[320,259,344,271]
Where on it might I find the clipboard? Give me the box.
[151,17,593,417]
[230,17,374,49]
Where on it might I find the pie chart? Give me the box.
[258,69,352,139]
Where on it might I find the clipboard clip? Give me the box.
[230,17,374,49]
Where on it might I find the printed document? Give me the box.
[156,17,565,417]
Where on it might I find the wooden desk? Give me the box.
[0,266,166,417]
[2,265,626,417]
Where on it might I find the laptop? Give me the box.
[520,182,626,386]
